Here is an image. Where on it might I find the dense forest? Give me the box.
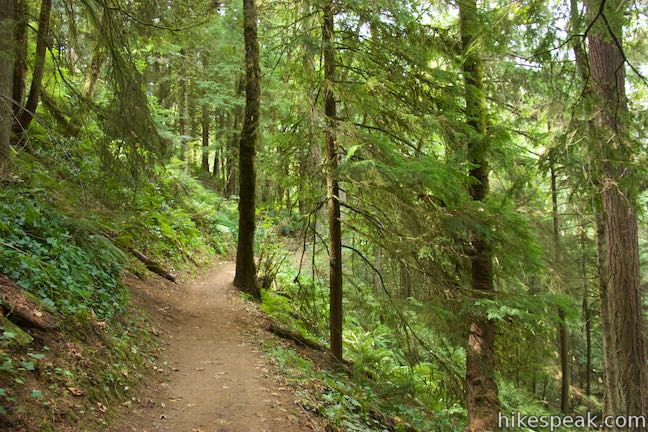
[0,0,647,430]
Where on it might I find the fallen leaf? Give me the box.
[97,402,107,413]
[67,387,83,396]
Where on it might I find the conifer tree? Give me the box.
[234,0,261,299]
[459,0,500,428]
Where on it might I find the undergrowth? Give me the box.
[258,220,572,432]
[257,226,464,431]
[267,345,461,432]
[0,150,237,429]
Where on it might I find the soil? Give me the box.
[106,261,323,432]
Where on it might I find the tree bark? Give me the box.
[0,0,14,175]
[130,249,177,283]
[596,210,621,416]
[14,0,51,134]
[0,275,59,329]
[82,43,104,100]
[178,49,188,161]
[580,230,592,397]
[569,0,619,415]
[11,0,26,118]
[322,0,343,364]
[201,104,210,172]
[201,55,211,173]
[226,78,243,195]
[459,0,500,429]
[213,113,224,178]
[586,0,648,421]
[550,157,570,413]
[233,0,260,299]
[188,73,198,168]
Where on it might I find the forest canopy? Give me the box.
[0,0,647,430]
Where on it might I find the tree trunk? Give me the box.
[569,0,618,414]
[233,0,260,299]
[226,111,240,195]
[188,73,197,168]
[0,0,14,175]
[373,246,381,293]
[213,113,224,178]
[581,230,592,397]
[558,308,570,412]
[597,210,621,416]
[226,78,243,195]
[459,0,500,429]
[157,61,171,109]
[81,6,108,103]
[586,0,648,421]
[82,43,104,100]
[201,105,210,172]
[11,0,26,118]
[178,49,188,161]
[322,0,343,364]
[14,0,51,134]
[550,157,570,413]
[400,263,412,299]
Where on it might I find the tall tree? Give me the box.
[580,229,592,397]
[459,0,500,429]
[14,0,51,134]
[226,76,243,196]
[201,104,211,172]
[178,48,189,162]
[233,0,260,299]
[550,155,570,413]
[569,0,618,412]
[201,55,211,173]
[586,0,648,420]
[322,0,343,363]
[12,0,27,117]
[0,0,14,174]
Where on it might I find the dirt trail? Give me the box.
[108,261,317,432]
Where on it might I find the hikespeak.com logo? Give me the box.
[498,412,648,430]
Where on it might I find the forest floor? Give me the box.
[105,260,323,432]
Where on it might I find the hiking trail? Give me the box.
[107,261,320,432]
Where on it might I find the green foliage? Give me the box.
[0,188,127,319]
[116,163,237,263]
[261,252,469,427]
[269,346,463,432]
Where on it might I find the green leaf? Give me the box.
[28,353,46,360]
[0,359,13,372]
[31,390,43,398]
[20,361,35,371]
